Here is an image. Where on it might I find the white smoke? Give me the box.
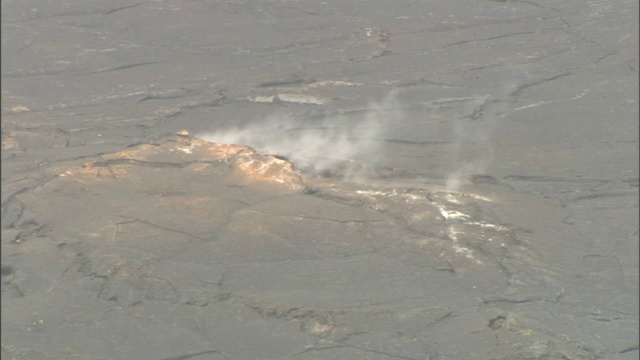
[198,91,403,182]
[445,93,506,192]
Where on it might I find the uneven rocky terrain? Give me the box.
[2,1,638,359]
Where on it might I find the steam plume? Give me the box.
[445,95,501,192]
[198,91,402,182]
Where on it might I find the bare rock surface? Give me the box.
[2,1,638,359]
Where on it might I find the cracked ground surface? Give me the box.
[1,0,638,359]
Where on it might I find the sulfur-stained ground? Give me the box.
[2,1,638,359]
